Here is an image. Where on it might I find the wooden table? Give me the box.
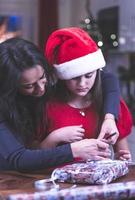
[0,165,135,199]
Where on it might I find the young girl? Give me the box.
[43,27,133,161]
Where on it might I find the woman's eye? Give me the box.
[23,85,34,89]
[40,72,46,80]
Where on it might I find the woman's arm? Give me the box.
[98,71,120,143]
[101,70,120,119]
[0,121,110,171]
[0,121,73,171]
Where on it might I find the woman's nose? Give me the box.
[37,80,46,91]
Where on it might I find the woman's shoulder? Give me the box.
[101,70,117,79]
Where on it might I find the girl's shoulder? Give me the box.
[47,99,66,109]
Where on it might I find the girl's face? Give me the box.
[65,71,97,97]
[19,65,47,97]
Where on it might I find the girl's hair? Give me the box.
[52,69,103,136]
[0,37,52,143]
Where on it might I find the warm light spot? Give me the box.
[98,41,103,47]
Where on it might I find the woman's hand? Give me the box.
[98,114,119,144]
[40,125,85,148]
[71,139,111,161]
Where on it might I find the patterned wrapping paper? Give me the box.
[51,160,129,185]
[8,181,135,200]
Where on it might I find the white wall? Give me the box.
[58,0,86,28]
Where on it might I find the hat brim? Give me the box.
[54,49,106,80]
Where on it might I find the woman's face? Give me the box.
[65,71,97,97]
[19,65,47,97]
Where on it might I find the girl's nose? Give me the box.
[78,76,86,86]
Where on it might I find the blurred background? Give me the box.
[0,0,135,159]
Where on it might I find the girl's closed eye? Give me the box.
[71,72,95,80]
[84,72,95,78]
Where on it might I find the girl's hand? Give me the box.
[71,139,111,161]
[53,125,85,143]
[115,149,132,161]
[98,114,119,144]
[40,125,85,148]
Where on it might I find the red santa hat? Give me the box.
[45,27,106,80]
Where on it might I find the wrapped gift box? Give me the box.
[8,181,135,200]
[51,160,129,185]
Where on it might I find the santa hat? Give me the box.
[45,27,106,80]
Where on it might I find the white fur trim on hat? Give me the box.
[54,49,106,80]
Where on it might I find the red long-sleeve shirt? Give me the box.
[46,99,132,140]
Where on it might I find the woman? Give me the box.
[0,37,110,171]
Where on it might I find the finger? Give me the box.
[122,153,132,159]
[98,132,105,140]
[107,138,115,145]
[119,156,125,161]
[98,151,111,158]
[76,132,84,137]
[110,135,119,144]
[75,125,83,128]
[100,138,109,144]
[74,136,83,141]
[98,148,111,154]
[92,156,108,160]
[105,133,119,145]
[78,128,85,132]
[124,155,132,160]
[78,124,83,127]
[119,149,130,154]
[97,141,109,149]
[78,133,84,138]
[118,152,132,161]
[119,156,130,161]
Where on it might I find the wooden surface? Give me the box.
[0,165,135,199]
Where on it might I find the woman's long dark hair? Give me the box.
[0,38,52,144]
[52,69,104,136]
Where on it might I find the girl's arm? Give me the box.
[40,125,85,148]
